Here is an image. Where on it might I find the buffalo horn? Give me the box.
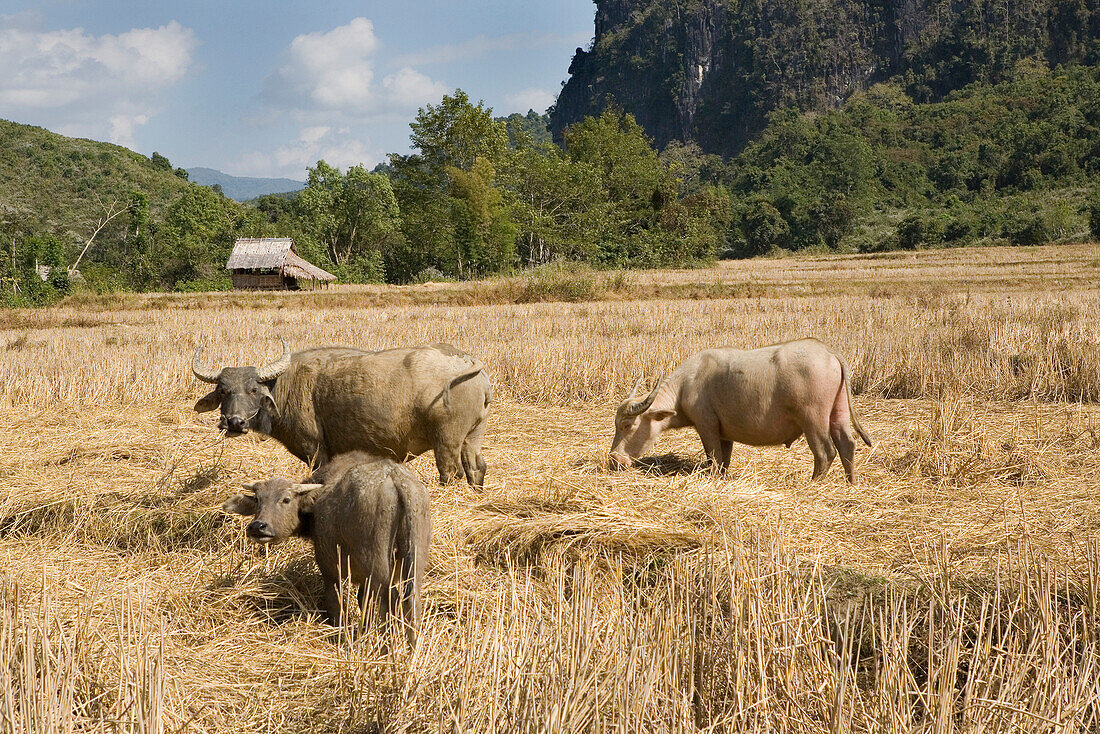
[256,336,291,382]
[191,344,221,383]
[624,378,662,417]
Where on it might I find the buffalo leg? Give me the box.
[433,440,463,485]
[399,563,420,649]
[806,429,837,480]
[718,440,733,471]
[321,576,343,626]
[695,415,728,472]
[831,424,857,483]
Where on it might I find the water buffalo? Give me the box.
[192,338,492,487]
[609,338,872,482]
[224,452,430,647]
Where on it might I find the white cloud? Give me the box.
[263,17,447,118]
[0,20,197,148]
[108,114,149,148]
[380,67,449,110]
[504,88,556,114]
[392,31,591,67]
[232,126,385,179]
[245,17,450,179]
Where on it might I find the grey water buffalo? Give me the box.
[192,338,492,487]
[224,452,430,647]
[609,338,872,482]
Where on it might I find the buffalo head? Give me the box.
[192,337,291,436]
[609,377,675,470]
[223,477,324,544]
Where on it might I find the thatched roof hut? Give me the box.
[226,238,335,290]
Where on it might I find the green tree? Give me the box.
[149,152,173,172]
[298,161,402,280]
[806,193,858,249]
[1089,190,1100,241]
[154,186,247,287]
[498,141,607,265]
[446,157,517,278]
[409,90,509,173]
[896,214,926,250]
[564,109,665,212]
[739,198,789,257]
[502,111,552,148]
[563,109,679,265]
[388,91,516,280]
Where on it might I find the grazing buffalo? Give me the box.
[192,338,492,487]
[609,338,872,482]
[224,452,430,647]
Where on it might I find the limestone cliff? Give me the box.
[550,0,1099,156]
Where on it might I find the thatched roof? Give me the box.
[225,238,335,281]
[282,250,336,281]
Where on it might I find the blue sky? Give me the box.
[0,1,593,179]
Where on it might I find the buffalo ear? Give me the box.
[646,409,676,422]
[194,390,220,413]
[259,386,280,417]
[223,494,258,516]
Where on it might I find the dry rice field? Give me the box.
[1,243,1099,732]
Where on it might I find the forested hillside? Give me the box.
[551,0,1100,155]
[722,64,1100,254]
[0,119,264,300]
[0,120,192,255]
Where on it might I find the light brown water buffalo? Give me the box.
[192,338,492,487]
[609,338,872,482]
[224,452,430,647]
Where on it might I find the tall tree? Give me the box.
[409,90,509,173]
[388,90,516,280]
[298,161,402,273]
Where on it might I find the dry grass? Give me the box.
[1,243,1099,732]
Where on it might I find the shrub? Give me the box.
[414,267,450,284]
[943,217,974,243]
[738,199,789,257]
[516,263,599,303]
[896,214,925,250]
[1089,192,1100,240]
[15,272,59,307]
[1002,207,1049,246]
[80,264,126,295]
[334,251,386,284]
[175,273,233,292]
[48,270,71,295]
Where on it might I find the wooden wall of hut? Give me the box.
[230,272,331,291]
[230,272,286,290]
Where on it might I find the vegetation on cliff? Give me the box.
[724,63,1099,253]
[551,0,1100,156]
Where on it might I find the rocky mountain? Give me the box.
[550,0,1100,156]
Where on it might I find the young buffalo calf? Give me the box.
[224,452,431,647]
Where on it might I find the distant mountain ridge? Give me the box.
[187,167,304,201]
